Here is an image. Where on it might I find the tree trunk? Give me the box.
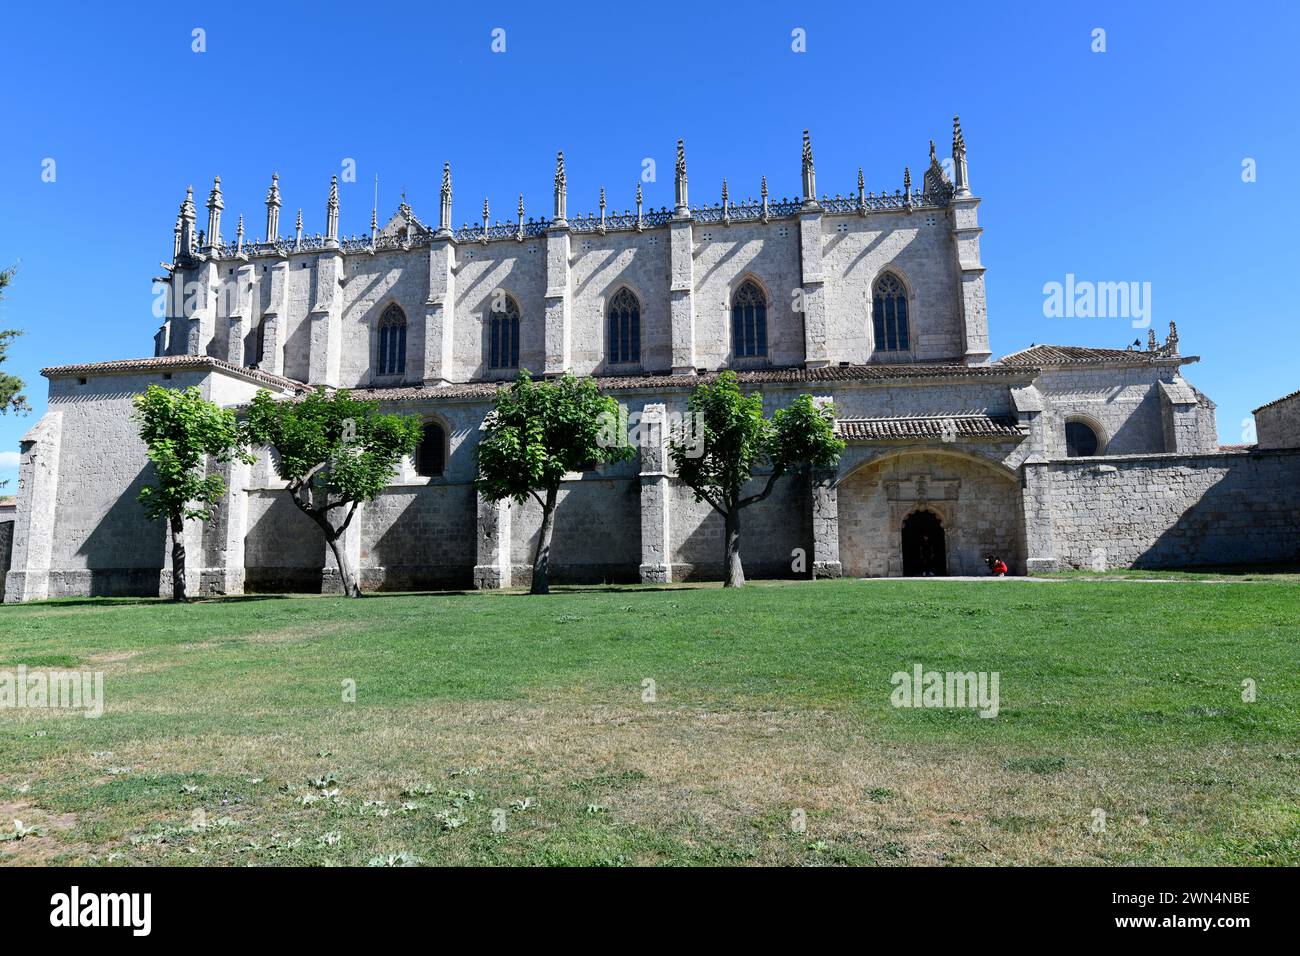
[723,508,745,588]
[531,485,559,595]
[169,513,188,602]
[323,529,361,598]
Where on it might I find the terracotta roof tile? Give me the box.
[41,355,309,393]
[350,363,1033,403]
[1253,387,1300,413]
[836,414,1023,441]
[997,343,1182,366]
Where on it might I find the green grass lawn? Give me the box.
[1,578,1297,866]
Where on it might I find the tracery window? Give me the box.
[489,295,521,369]
[732,280,768,358]
[377,304,407,376]
[607,288,640,364]
[872,273,910,352]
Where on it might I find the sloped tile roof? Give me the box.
[1253,387,1300,413]
[351,363,1034,403]
[836,414,1023,441]
[997,344,1182,366]
[41,355,309,393]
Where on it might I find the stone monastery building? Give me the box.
[4,119,1299,600]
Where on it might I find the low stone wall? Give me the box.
[1045,448,1300,569]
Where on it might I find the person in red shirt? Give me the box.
[986,555,1008,577]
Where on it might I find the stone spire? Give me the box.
[635,180,644,230]
[599,185,607,233]
[952,115,971,197]
[179,185,197,255]
[903,166,912,211]
[516,193,525,240]
[721,178,730,223]
[480,197,490,243]
[173,212,183,259]
[553,151,568,225]
[801,130,817,207]
[1165,321,1179,354]
[761,175,770,221]
[857,167,865,213]
[438,162,453,238]
[265,172,281,240]
[294,208,303,249]
[235,214,244,254]
[1147,328,1157,351]
[674,139,689,215]
[205,176,224,249]
[325,176,340,243]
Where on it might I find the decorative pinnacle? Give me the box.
[636,181,643,203]
[929,139,938,162]
[441,162,452,199]
[370,206,377,230]
[857,168,864,192]
[721,179,728,203]
[953,115,966,154]
[295,209,302,230]
[1147,329,1157,350]
[518,193,524,218]
[236,214,244,238]
[802,130,814,170]
[904,166,912,192]
[266,172,281,207]
[327,175,339,208]
[482,197,489,219]
[599,186,606,211]
[207,175,223,210]
[761,175,768,199]
[676,139,686,177]
[180,185,195,217]
[555,151,566,189]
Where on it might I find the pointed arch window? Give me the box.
[732,280,768,358]
[872,273,910,352]
[377,304,407,376]
[416,421,446,477]
[489,294,521,369]
[607,288,640,364]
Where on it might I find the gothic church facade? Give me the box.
[5,120,1299,601]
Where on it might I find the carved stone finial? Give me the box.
[325,175,340,242]
[721,178,729,203]
[1166,320,1179,353]
[518,193,525,218]
[264,172,282,241]
[952,116,971,197]
[205,176,224,248]
[674,139,689,215]
[553,151,568,224]
[1147,328,1157,351]
[801,130,818,207]
[904,166,911,192]
[599,186,606,211]
[437,162,453,237]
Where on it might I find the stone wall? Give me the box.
[0,504,14,597]
[1045,449,1300,569]
[1255,391,1300,450]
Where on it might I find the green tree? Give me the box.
[245,388,421,597]
[476,372,634,595]
[670,371,844,588]
[132,385,252,602]
[0,265,29,418]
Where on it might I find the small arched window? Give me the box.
[377,304,407,377]
[732,280,768,358]
[872,273,910,352]
[416,421,446,477]
[489,295,520,369]
[607,288,641,365]
[1065,421,1100,457]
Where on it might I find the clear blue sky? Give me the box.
[2,0,1297,488]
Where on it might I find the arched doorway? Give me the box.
[902,510,946,576]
